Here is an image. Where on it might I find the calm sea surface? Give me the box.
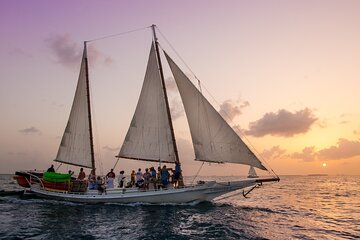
[0,175,359,240]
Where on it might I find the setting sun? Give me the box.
[322,163,327,167]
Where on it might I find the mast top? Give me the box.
[151,24,158,42]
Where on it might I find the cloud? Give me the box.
[219,99,250,121]
[8,48,32,58]
[231,124,246,136]
[318,138,360,160]
[103,145,119,152]
[46,33,113,69]
[261,146,287,160]
[18,127,41,135]
[46,33,82,68]
[290,138,360,162]
[291,146,317,162]
[246,108,318,137]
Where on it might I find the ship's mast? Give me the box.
[84,41,96,172]
[151,24,180,163]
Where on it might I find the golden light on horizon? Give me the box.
[322,163,327,167]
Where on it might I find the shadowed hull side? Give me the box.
[30,179,264,204]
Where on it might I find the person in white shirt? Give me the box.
[118,170,125,188]
[136,168,144,188]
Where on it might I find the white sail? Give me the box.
[248,166,258,178]
[164,52,266,170]
[118,44,176,163]
[54,46,93,168]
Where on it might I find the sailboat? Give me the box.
[247,166,259,178]
[24,25,279,203]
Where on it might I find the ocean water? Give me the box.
[0,175,359,240]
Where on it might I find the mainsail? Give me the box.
[164,51,267,170]
[54,44,94,169]
[118,44,177,163]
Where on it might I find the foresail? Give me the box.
[54,47,93,168]
[164,51,267,170]
[118,44,176,163]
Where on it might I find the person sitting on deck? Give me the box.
[106,169,116,189]
[77,168,86,180]
[160,165,170,189]
[135,168,144,188]
[47,164,55,172]
[118,170,125,188]
[96,176,106,195]
[88,169,96,190]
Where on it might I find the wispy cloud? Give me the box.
[18,127,41,135]
[261,146,287,160]
[291,146,317,162]
[219,99,250,121]
[290,138,360,162]
[45,33,113,69]
[318,138,360,160]
[246,108,318,137]
[8,48,32,58]
[46,33,81,68]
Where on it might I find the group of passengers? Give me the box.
[127,161,183,190]
[47,160,183,194]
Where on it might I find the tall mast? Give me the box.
[151,24,180,163]
[84,41,96,171]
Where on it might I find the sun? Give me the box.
[322,163,327,167]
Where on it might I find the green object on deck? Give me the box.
[43,172,71,183]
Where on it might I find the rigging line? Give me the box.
[157,26,278,178]
[156,26,200,81]
[191,162,205,185]
[56,163,63,171]
[86,26,151,43]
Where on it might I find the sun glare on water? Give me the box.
[322,163,327,167]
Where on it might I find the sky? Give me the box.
[1,0,360,176]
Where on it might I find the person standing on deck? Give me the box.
[106,169,116,189]
[161,165,170,189]
[136,168,144,188]
[143,168,151,190]
[130,170,136,187]
[173,161,182,188]
[150,167,157,190]
[88,169,96,190]
[77,168,86,180]
[118,170,125,188]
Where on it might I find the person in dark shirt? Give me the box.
[161,165,169,189]
[47,164,55,172]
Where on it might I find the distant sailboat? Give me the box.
[247,166,259,178]
[19,25,279,203]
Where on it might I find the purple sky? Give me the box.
[1,1,360,175]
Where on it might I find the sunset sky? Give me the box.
[1,1,359,176]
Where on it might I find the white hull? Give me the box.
[30,179,267,204]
